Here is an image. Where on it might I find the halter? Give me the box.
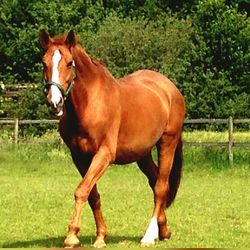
[44,63,76,100]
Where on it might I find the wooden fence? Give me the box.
[0,117,249,165]
[184,117,250,165]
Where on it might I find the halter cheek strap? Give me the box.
[45,79,74,99]
[44,63,76,100]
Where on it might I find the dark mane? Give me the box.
[75,41,105,67]
[90,57,105,67]
[72,43,109,76]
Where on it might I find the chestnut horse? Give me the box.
[40,29,185,248]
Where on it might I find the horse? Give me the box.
[39,29,185,248]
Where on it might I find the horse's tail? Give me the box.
[166,137,183,208]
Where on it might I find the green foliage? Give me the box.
[0,0,92,83]
[84,13,192,82]
[182,0,250,118]
[0,0,249,122]
[15,85,49,119]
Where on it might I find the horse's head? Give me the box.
[40,29,76,116]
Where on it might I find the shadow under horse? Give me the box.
[40,29,185,248]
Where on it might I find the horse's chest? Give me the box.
[70,135,96,153]
[59,115,99,154]
[60,128,97,154]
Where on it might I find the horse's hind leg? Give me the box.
[137,152,158,190]
[137,152,170,242]
[140,133,181,246]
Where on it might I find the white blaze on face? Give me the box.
[51,49,62,108]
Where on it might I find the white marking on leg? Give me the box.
[141,217,159,245]
[51,49,62,107]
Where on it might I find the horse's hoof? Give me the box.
[159,228,171,241]
[93,237,106,248]
[64,234,81,248]
[140,239,155,247]
[140,236,156,247]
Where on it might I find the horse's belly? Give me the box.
[115,85,168,164]
[115,127,161,164]
[114,146,152,164]
[115,121,166,164]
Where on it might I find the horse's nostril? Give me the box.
[46,96,64,117]
[59,96,63,104]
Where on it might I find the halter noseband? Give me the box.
[44,64,76,99]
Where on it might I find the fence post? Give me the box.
[228,116,233,165]
[14,118,19,144]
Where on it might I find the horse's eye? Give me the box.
[67,61,73,68]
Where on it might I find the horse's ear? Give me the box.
[40,29,51,50]
[66,30,76,48]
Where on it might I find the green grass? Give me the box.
[0,135,249,248]
[184,130,250,143]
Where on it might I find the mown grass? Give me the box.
[0,131,249,248]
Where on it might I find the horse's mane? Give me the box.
[90,57,105,67]
[72,43,109,74]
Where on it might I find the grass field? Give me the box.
[0,132,249,248]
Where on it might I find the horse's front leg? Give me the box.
[89,184,108,248]
[64,146,112,248]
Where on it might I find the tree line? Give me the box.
[0,0,249,121]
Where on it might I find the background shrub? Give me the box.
[0,0,249,123]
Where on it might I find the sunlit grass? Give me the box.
[0,159,249,248]
[0,138,249,248]
[183,130,250,143]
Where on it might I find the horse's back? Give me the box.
[120,70,180,93]
[120,70,185,128]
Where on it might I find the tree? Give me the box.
[182,0,250,118]
[0,0,249,121]
[83,13,192,83]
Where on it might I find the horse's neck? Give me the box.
[72,45,98,82]
[67,45,115,120]
[72,44,117,90]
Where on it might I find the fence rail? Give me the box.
[0,117,249,165]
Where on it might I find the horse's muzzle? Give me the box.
[46,96,64,117]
